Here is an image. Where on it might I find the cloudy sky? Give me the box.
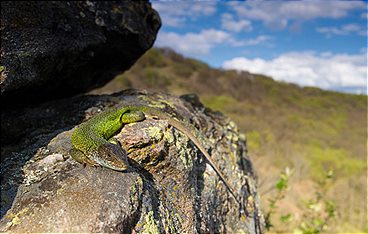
[151,1,367,94]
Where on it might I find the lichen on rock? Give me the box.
[0,90,264,233]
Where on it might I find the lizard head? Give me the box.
[95,143,129,171]
[120,110,146,124]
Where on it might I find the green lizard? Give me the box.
[70,105,240,204]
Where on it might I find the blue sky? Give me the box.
[151,1,367,94]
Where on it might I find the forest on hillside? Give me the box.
[92,48,367,233]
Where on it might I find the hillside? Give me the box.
[91,48,367,232]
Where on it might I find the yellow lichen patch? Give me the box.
[142,211,160,234]
[137,96,166,109]
[130,177,143,204]
[163,129,174,144]
[150,96,177,110]
[131,177,143,194]
[235,228,248,234]
[127,148,135,154]
[6,207,29,227]
[147,126,164,142]
[11,216,20,225]
[177,144,193,169]
[246,195,255,214]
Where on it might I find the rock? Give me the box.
[0,1,161,106]
[0,90,264,233]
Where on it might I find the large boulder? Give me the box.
[0,2,265,232]
[0,1,161,106]
[0,90,264,233]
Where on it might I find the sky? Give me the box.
[151,0,367,94]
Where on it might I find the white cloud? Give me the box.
[221,13,252,32]
[155,29,231,55]
[317,24,367,37]
[152,2,217,27]
[222,51,367,93]
[155,29,271,55]
[230,0,366,29]
[231,35,271,47]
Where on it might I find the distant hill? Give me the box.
[92,47,367,232]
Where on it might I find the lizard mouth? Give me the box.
[96,143,129,171]
[99,159,129,171]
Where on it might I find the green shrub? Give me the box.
[306,145,366,181]
[139,49,167,67]
[142,68,171,88]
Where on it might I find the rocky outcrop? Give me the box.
[0,90,264,233]
[0,1,265,232]
[0,1,161,106]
